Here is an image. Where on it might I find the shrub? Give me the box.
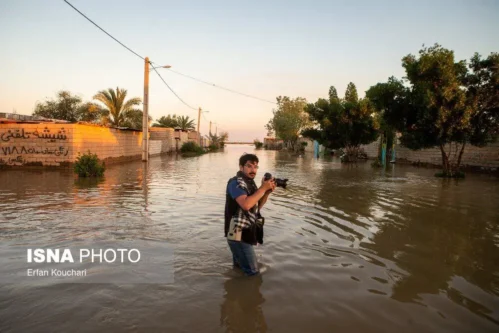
[435,171,465,178]
[74,151,105,177]
[254,139,263,149]
[180,141,205,155]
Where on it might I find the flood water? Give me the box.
[1,145,498,333]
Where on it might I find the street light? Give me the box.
[150,65,171,71]
[142,57,171,162]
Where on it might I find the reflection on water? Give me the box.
[0,145,498,332]
[221,275,267,333]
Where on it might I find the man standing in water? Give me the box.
[225,154,276,276]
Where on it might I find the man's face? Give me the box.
[240,161,258,179]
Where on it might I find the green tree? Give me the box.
[176,115,195,131]
[378,44,498,177]
[344,82,359,103]
[328,86,339,103]
[77,102,104,123]
[302,86,379,162]
[93,87,142,128]
[366,77,407,162]
[254,139,263,149]
[153,114,178,128]
[265,96,310,150]
[464,52,499,146]
[121,109,150,130]
[32,91,93,122]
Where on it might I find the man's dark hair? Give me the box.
[239,153,259,166]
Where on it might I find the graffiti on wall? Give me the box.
[0,156,25,166]
[0,127,67,142]
[0,127,70,166]
[1,146,69,157]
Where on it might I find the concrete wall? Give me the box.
[150,127,174,153]
[149,141,162,156]
[0,123,143,167]
[361,138,499,170]
[361,140,380,157]
[148,128,203,152]
[297,138,315,153]
[188,131,199,143]
[264,138,284,150]
[72,124,142,163]
[395,142,499,169]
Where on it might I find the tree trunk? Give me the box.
[456,142,466,170]
[439,144,450,175]
[342,145,360,163]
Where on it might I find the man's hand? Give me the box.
[261,177,276,193]
[235,177,276,212]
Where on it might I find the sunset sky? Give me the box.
[1,0,497,141]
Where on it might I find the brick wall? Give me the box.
[0,123,144,167]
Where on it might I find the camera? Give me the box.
[264,173,288,189]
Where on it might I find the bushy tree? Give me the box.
[265,96,310,150]
[344,82,359,103]
[77,102,104,123]
[303,85,379,162]
[33,91,101,122]
[366,77,406,162]
[328,86,339,103]
[374,44,498,177]
[153,114,179,128]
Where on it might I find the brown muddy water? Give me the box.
[0,144,498,333]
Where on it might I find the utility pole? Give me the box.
[142,57,150,162]
[197,107,202,146]
[209,121,212,136]
[197,107,201,134]
[216,126,218,136]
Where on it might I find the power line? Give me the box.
[62,0,233,132]
[63,0,144,61]
[167,69,277,105]
[150,66,197,111]
[63,1,197,112]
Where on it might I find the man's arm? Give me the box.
[234,179,275,211]
[258,191,271,211]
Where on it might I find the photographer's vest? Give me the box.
[224,172,262,245]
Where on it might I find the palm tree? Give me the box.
[153,114,178,128]
[93,87,142,128]
[177,115,195,131]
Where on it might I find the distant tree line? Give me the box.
[32,88,199,132]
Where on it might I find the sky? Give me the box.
[0,0,498,141]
